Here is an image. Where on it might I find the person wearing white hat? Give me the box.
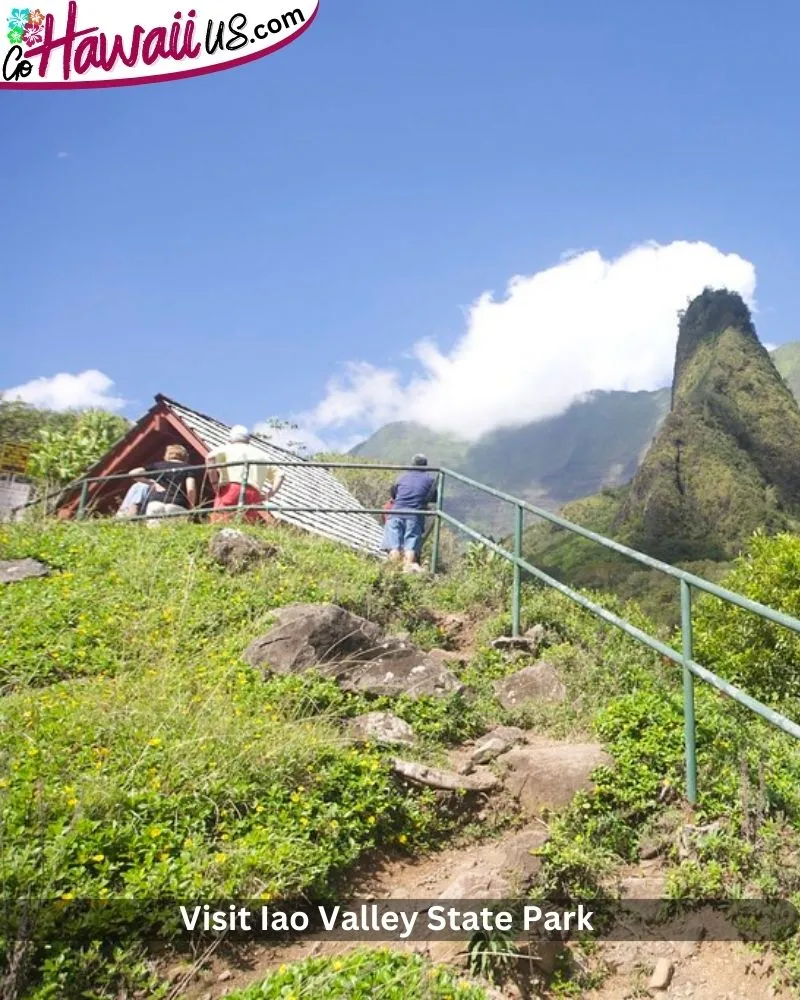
[206,425,285,524]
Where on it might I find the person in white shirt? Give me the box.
[206,425,285,524]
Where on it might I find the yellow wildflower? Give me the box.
[148,827,162,838]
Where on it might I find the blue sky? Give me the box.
[2,0,800,447]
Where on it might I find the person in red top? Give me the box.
[206,425,285,524]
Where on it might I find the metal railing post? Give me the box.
[77,480,89,520]
[681,578,698,806]
[237,461,249,520]
[430,472,444,574]
[512,503,523,637]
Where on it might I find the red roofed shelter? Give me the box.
[55,394,385,557]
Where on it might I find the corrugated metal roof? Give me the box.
[160,396,385,557]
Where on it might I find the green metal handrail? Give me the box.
[56,458,800,806]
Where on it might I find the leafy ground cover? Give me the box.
[4,520,800,996]
[226,950,488,1000]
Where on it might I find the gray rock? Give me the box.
[493,661,566,710]
[470,726,528,764]
[349,712,415,746]
[491,635,538,653]
[342,652,464,699]
[244,603,465,699]
[524,623,547,646]
[648,957,674,990]
[497,742,613,817]
[439,829,547,900]
[208,529,277,573]
[0,558,49,584]
[391,759,498,792]
[470,737,509,765]
[426,647,468,668]
[243,603,385,675]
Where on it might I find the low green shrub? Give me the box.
[226,950,489,999]
[693,532,800,704]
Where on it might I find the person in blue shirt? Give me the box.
[386,454,437,572]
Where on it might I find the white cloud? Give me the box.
[301,240,757,441]
[2,370,125,411]
[56,151,68,159]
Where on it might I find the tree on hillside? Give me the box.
[0,397,76,445]
[27,409,131,487]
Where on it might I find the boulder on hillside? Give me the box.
[243,603,464,699]
[493,661,566,710]
[0,558,50,584]
[341,652,465,699]
[439,827,548,900]
[391,759,498,793]
[349,712,415,746]
[468,726,528,766]
[243,604,384,675]
[208,529,277,573]
[497,742,613,818]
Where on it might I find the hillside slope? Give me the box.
[5,519,800,997]
[613,289,800,562]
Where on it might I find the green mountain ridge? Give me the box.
[514,290,800,626]
[613,290,800,562]
[352,339,800,534]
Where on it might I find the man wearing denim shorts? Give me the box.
[386,454,437,572]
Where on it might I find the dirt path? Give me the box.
[172,829,791,1000]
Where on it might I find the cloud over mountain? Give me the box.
[302,241,757,442]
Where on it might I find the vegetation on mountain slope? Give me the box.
[516,291,800,624]
[350,420,470,471]
[4,517,800,996]
[773,341,800,400]
[614,289,800,562]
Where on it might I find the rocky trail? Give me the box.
[134,551,792,1000]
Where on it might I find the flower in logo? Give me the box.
[27,6,43,24]
[6,25,23,44]
[7,8,30,30]
[23,19,41,43]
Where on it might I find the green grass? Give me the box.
[6,518,800,996]
[226,950,489,1000]
[0,520,513,997]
